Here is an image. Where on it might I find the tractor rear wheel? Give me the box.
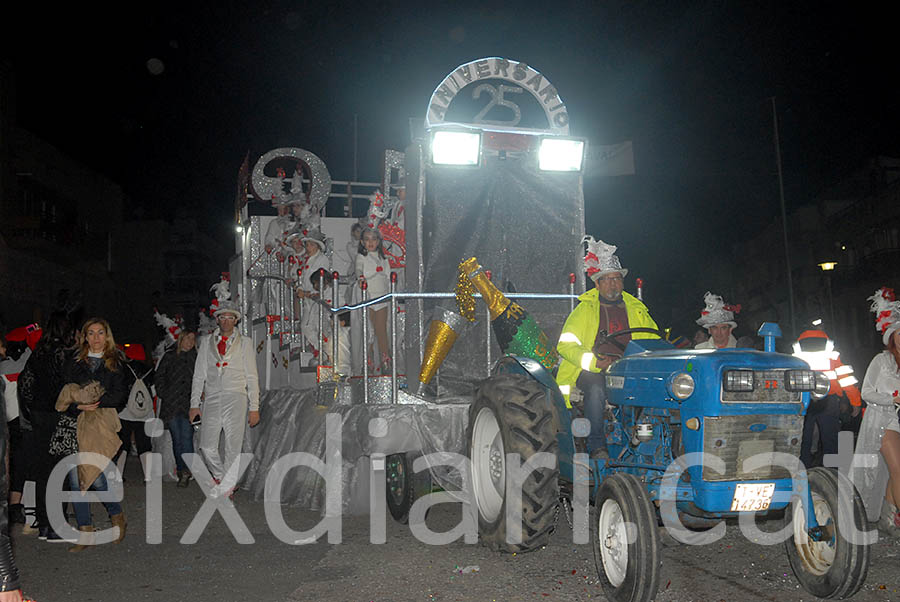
[468,374,559,553]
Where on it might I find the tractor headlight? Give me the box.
[785,369,816,392]
[723,370,754,392]
[810,371,831,400]
[668,373,695,400]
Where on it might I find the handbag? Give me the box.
[48,413,78,457]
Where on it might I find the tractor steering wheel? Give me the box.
[593,327,667,354]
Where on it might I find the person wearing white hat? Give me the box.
[261,203,296,317]
[853,287,900,537]
[292,229,331,361]
[556,237,659,460]
[694,292,739,349]
[189,295,260,498]
[264,202,294,256]
[356,227,392,374]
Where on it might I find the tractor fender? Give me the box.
[494,356,576,466]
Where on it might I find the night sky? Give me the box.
[4,2,897,331]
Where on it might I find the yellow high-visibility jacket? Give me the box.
[555,289,658,407]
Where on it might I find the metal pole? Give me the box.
[390,273,398,404]
[827,273,835,328]
[332,271,339,376]
[485,269,492,377]
[290,266,296,340]
[279,258,286,339]
[569,272,576,313]
[299,297,305,352]
[265,253,272,317]
[361,279,369,404]
[318,269,325,371]
[772,96,796,338]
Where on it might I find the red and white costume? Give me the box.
[190,326,259,486]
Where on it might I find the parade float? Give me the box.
[218,58,869,602]
[222,57,586,516]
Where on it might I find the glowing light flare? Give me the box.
[538,137,585,172]
[431,130,481,166]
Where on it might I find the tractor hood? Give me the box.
[605,340,812,412]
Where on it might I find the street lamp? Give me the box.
[818,261,837,328]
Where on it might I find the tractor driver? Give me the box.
[556,237,659,460]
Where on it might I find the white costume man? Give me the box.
[264,203,294,254]
[189,300,260,494]
[262,203,294,316]
[294,229,331,359]
[694,291,739,349]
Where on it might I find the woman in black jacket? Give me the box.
[155,330,197,487]
[17,311,73,542]
[61,318,128,553]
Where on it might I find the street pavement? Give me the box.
[11,460,899,602]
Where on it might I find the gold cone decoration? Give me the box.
[418,308,468,386]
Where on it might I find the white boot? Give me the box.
[139,452,153,483]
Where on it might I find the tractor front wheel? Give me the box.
[784,467,870,599]
[592,473,662,602]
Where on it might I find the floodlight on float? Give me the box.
[538,137,585,172]
[431,130,482,166]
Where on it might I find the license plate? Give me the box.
[731,483,775,512]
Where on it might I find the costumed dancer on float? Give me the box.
[309,270,351,376]
[555,237,658,460]
[694,292,739,349]
[852,287,900,537]
[293,229,331,362]
[356,226,392,374]
[189,280,260,497]
[261,170,296,317]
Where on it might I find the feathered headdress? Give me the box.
[210,272,240,319]
[153,309,183,360]
[153,309,183,346]
[583,236,628,281]
[366,190,390,228]
[696,291,740,330]
[198,307,217,336]
[868,287,900,345]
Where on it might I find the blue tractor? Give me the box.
[466,324,870,602]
